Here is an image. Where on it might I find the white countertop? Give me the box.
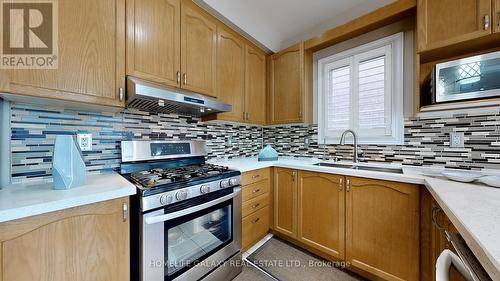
[425,177,500,280]
[209,157,426,184]
[209,157,500,278]
[0,172,136,223]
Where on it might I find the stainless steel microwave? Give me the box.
[434,50,500,103]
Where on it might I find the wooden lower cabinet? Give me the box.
[421,190,466,281]
[242,206,270,250]
[0,198,130,281]
[345,177,420,281]
[272,168,421,281]
[297,171,345,260]
[273,168,297,238]
[241,168,271,250]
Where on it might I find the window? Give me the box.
[318,33,404,145]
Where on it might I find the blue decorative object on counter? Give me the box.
[52,135,87,189]
[258,144,278,161]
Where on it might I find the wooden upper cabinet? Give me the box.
[126,0,181,87]
[0,198,129,281]
[245,45,267,124]
[273,168,297,238]
[216,27,245,122]
[270,42,304,124]
[297,171,345,260]
[1,0,125,108]
[494,0,500,33]
[345,177,420,281]
[181,0,217,97]
[417,0,492,52]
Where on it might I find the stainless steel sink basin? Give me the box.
[314,162,403,174]
[314,163,354,169]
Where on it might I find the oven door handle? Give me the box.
[144,187,241,225]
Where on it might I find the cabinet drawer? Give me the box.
[242,206,270,250]
[241,168,271,186]
[242,192,269,218]
[242,179,270,201]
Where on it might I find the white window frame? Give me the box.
[317,32,404,145]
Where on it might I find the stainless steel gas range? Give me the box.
[120,140,242,281]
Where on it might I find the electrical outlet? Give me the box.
[77,133,92,151]
[304,137,310,146]
[450,132,464,148]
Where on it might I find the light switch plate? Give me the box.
[450,132,465,148]
[77,133,92,151]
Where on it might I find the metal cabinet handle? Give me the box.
[246,112,250,120]
[243,112,247,121]
[252,203,260,209]
[251,174,260,179]
[484,14,490,30]
[292,171,297,181]
[431,206,449,230]
[346,178,350,192]
[183,73,187,85]
[176,71,181,84]
[338,177,343,192]
[119,87,124,101]
[252,218,260,224]
[122,203,128,222]
[252,188,261,193]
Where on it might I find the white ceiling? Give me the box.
[198,0,395,52]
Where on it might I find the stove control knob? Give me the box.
[160,194,173,205]
[220,179,230,188]
[229,178,239,186]
[200,184,211,194]
[176,190,188,201]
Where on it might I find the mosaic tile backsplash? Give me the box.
[9,102,500,183]
[264,111,500,170]
[10,103,263,183]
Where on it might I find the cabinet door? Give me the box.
[245,45,267,124]
[430,200,467,281]
[216,27,245,122]
[1,0,126,107]
[297,171,345,260]
[346,177,419,281]
[0,198,129,281]
[273,168,297,238]
[417,0,491,52]
[270,42,303,124]
[494,0,500,33]
[180,0,217,97]
[126,0,181,87]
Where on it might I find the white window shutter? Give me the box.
[327,65,351,131]
[317,32,404,145]
[358,56,387,130]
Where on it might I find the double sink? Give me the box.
[314,162,404,174]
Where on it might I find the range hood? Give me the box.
[126,77,231,116]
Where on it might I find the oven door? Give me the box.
[141,187,241,281]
